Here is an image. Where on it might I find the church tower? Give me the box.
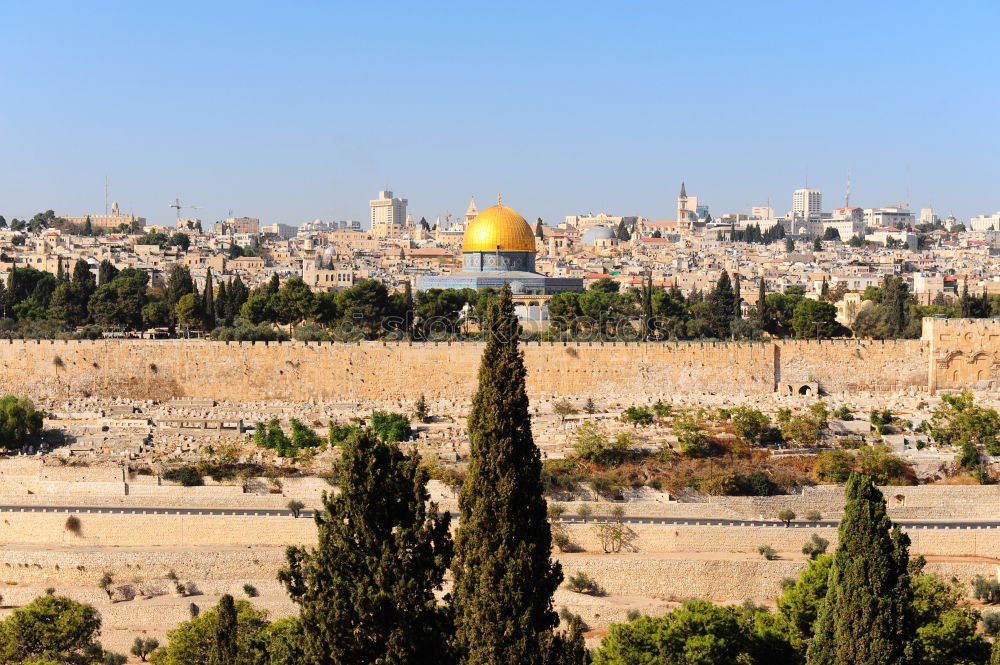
[677,182,690,229]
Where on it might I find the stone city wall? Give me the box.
[0,319,996,403]
[0,337,926,405]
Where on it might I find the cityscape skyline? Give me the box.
[3,1,1000,224]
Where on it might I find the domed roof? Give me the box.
[582,225,615,246]
[462,203,537,253]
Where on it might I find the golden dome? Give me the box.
[462,203,537,253]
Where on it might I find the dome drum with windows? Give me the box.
[416,197,583,296]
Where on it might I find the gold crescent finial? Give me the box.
[497,192,502,205]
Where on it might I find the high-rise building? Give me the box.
[792,189,822,220]
[369,190,408,238]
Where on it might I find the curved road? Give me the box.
[1,504,997,530]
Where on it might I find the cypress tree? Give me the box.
[756,278,769,332]
[806,473,914,665]
[215,281,228,325]
[203,268,215,329]
[267,274,280,295]
[279,428,452,665]
[210,593,238,665]
[452,284,562,665]
[992,637,1000,665]
[707,270,735,339]
[733,273,742,318]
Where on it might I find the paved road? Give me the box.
[1,504,998,530]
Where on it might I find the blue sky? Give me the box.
[2,1,998,227]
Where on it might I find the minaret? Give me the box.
[465,197,478,224]
[677,182,689,229]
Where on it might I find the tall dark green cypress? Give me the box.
[806,473,914,665]
[203,268,215,329]
[279,428,452,665]
[452,284,562,665]
[756,278,769,332]
[215,281,228,325]
[733,273,742,318]
[210,593,238,665]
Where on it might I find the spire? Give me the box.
[466,197,478,216]
[497,192,502,205]
[679,182,687,198]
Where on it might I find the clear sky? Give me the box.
[2,0,998,227]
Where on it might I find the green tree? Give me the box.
[730,406,769,446]
[0,594,103,664]
[451,284,562,665]
[165,264,195,311]
[71,260,95,289]
[792,299,845,339]
[202,268,215,330]
[88,269,148,328]
[279,428,452,665]
[592,600,796,665]
[806,473,914,665]
[149,596,269,665]
[174,293,204,330]
[210,594,237,665]
[369,410,411,442]
[0,395,44,451]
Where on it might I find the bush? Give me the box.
[162,465,203,487]
[973,575,1000,604]
[576,504,593,521]
[801,533,829,560]
[547,503,567,519]
[64,515,82,536]
[981,611,1000,636]
[243,583,258,598]
[104,652,128,665]
[573,422,630,467]
[758,544,778,560]
[286,500,305,518]
[328,421,362,446]
[289,419,323,449]
[566,571,601,595]
[552,529,573,553]
[370,410,412,442]
[622,406,654,426]
[804,510,822,521]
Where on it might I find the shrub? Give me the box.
[98,572,114,599]
[758,545,778,560]
[566,571,601,595]
[804,510,822,522]
[103,653,128,665]
[289,419,323,449]
[189,602,200,618]
[801,533,829,560]
[576,504,593,522]
[243,583,258,598]
[622,406,654,426]
[573,422,630,467]
[286,500,305,518]
[552,529,573,553]
[328,421,362,446]
[370,410,412,442]
[626,609,642,622]
[981,611,1000,636]
[547,503,567,519]
[777,509,796,526]
[64,515,82,536]
[162,465,203,487]
[973,575,1000,604]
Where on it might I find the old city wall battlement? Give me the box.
[0,318,994,402]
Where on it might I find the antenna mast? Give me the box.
[845,170,851,208]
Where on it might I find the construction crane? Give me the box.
[168,198,200,222]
